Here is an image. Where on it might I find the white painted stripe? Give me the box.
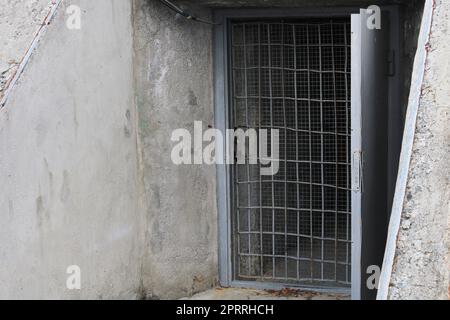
[0,0,63,109]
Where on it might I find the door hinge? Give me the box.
[387,50,395,76]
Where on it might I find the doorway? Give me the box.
[214,7,403,300]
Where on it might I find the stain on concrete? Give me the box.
[60,170,70,203]
[35,121,48,147]
[72,99,79,135]
[36,195,45,226]
[124,109,132,138]
[188,89,198,107]
[44,158,54,198]
[8,200,14,219]
[150,185,161,210]
[124,125,131,138]
[150,220,163,254]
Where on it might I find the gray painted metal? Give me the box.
[350,13,362,301]
[351,6,403,301]
[355,9,392,300]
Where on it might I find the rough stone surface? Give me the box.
[133,0,218,299]
[388,0,450,300]
[0,0,143,299]
[0,0,54,100]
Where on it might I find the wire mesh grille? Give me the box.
[231,19,351,287]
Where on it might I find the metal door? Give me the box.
[230,19,352,290]
[351,9,390,300]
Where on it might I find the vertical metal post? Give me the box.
[306,24,314,282]
[351,13,362,300]
[258,23,264,280]
[318,24,325,282]
[280,22,289,280]
[293,24,300,281]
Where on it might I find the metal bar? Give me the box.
[267,23,276,279]
[232,24,242,279]
[234,95,351,103]
[243,24,252,277]
[236,179,352,191]
[330,21,339,282]
[306,24,314,282]
[344,21,350,284]
[237,231,352,242]
[233,66,350,74]
[280,21,289,281]
[238,254,350,264]
[237,206,350,215]
[351,13,363,300]
[258,23,264,280]
[236,125,351,137]
[293,23,301,281]
[318,24,325,281]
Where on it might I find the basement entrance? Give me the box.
[216,6,404,300]
[230,19,352,289]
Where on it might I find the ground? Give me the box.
[185,287,350,300]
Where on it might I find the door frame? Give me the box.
[213,6,401,299]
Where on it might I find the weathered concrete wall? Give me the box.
[388,0,450,300]
[0,0,144,299]
[133,0,218,299]
[0,0,54,100]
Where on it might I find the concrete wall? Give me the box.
[388,0,450,300]
[133,0,218,299]
[0,0,144,299]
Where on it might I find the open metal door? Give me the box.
[351,9,390,300]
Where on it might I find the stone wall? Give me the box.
[388,0,450,300]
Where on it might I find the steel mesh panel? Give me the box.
[231,19,351,288]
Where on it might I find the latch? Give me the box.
[352,151,363,192]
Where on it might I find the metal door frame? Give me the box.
[213,6,401,299]
[350,13,362,300]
